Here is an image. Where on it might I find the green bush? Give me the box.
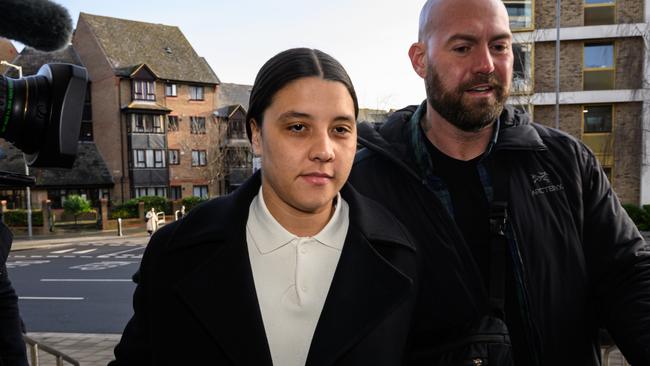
[125,196,169,214]
[623,204,650,231]
[181,196,207,211]
[63,195,92,224]
[3,209,44,227]
[110,207,137,219]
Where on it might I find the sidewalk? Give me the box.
[24,332,120,366]
[10,227,150,251]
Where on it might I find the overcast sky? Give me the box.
[35,0,428,110]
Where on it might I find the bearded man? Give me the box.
[349,0,650,364]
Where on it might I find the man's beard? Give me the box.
[425,65,508,132]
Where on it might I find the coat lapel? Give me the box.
[173,173,273,366]
[306,184,415,366]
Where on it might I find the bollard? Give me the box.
[175,210,180,221]
[117,218,123,237]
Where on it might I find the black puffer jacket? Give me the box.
[349,104,650,365]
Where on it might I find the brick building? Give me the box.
[72,13,220,203]
[505,0,649,204]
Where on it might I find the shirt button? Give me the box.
[301,286,308,292]
[300,247,307,254]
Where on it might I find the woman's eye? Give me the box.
[289,124,305,132]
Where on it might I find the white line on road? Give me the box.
[40,279,132,282]
[51,248,76,254]
[19,297,85,300]
[98,247,145,258]
[73,249,98,254]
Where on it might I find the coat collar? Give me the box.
[172,171,415,366]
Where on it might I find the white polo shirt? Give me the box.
[246,187,349,366]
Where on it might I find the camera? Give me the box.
[0,63,88,177]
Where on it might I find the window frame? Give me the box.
[191,150,207,167]
[133,80,156,101]
[503,0,535,31]
[583,41,616,90]
[165,83,177,97]
[168,149,180,165]
[189,85,204,101]
[190,116,207,134]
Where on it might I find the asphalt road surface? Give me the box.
[7,237,148,334]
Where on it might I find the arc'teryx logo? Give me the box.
[531,171,564,196]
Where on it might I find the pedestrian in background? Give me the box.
[145,208,156,236]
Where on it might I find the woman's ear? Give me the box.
[250,119,262,156]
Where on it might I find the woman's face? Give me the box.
[251,76,357,217]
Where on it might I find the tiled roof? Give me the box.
[0,141,114,188]
[2,45,82,78]
[217,83,252,110]
[78,13,220,85]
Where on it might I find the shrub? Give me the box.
[181,196,207,212]
[3,209,44,227]
[63,195,92,224]
[622,204,650,231]
[125,196,169,214]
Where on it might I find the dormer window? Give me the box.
[133,80,156,101]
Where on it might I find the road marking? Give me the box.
[40,279,132,282]
[98,247,145,258]
[13,255,26,258]
[73,249,97,254]
[6,260,51,268]
[63,255,75,258]
[19,296,84,300]
[46,256,60,258]
[51,248,76,254]
[70,261,136,271]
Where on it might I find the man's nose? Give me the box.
[309,131,335,162]
[473,45,496,75]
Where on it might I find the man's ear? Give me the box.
[250,119,262,156]
[408,42,428,79]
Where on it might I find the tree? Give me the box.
[63,195,92,225]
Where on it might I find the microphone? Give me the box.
[0,0,73,52]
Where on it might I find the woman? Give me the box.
[110,48,417,366]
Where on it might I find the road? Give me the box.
[7,237,148,334]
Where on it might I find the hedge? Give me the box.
[181,196,208,211]
[3,210,44,227]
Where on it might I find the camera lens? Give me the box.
[0,63,87,168]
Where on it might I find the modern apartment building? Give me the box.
[505,0,649,205]
[72,13,220,203]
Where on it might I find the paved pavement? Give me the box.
[9,227,644,365]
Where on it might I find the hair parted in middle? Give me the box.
[245,47,359,142]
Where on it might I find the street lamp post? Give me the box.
[0,60,32,237]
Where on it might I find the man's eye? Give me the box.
[289,124,305,132]
[453,46,470,54]
[492,44,509,53]
[334,126,350,134]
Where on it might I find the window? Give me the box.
[193,185,208,199]
[131,114,164,134]
[584,0,615,26]
[165,83,177,97]
[583,42,615,90]
[135,187,167,198]
[167,115,179,132]
[583,105,612,133]
[133,149,166,168]
[134,150,146,168]
[512,43,533,94]
[191,150,207,166]
[582,104,614,171]
[189,85,204,100]
[168,149,180,165]
[170,186,182,200]
[227,118,247,139]
[154,150,165,168]
[133,80,155,101]
[190,116,206,134]
[503,0,533,30]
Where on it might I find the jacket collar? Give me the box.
[172,171,415,366]
[357,102,548,172]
